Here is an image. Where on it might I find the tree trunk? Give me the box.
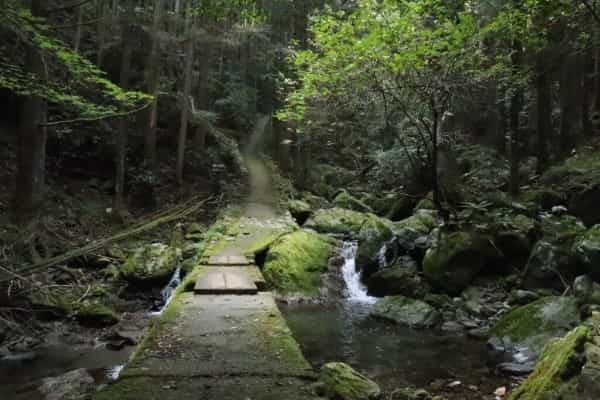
[96,0,105,66]
[559,52,584,155]
[114,3,134,212]
[144,0,164,176]
[509,91,523,196]
[176,7,194,185]
[536,57,551,174]
[14,0,47,222]
[74,3,84,53]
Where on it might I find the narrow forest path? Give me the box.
[94,157,317,400]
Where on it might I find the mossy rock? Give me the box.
[120,243,181,285]
[288,199,312,225]
[305,208,370,236]
[540,215,586,244]
[262,229,336,295]
[333,190,373,213]
[422,231,498,295]
[414,194,436,212]
[492,296,581,354]
[367,264,430,298]
[368,193,416,221]
[524,241,581,290]
[520,188,566,211]
[508,326,589,400]
[574,225,600,280]
[371,295,440,329]
[30,286,119,327]
[356,215,393,274]
[319,362,381,400]
[492,213,536,261]
[393,210,438,236]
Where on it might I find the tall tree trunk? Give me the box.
[536,57,551,174]
[509,91,523,196]
[96,0,105,66]
[74,3,84,53]
[114,2,134,212]
[14,0,47,222]
[559,52,584,156]
[176,6,194,185]
[144,0,164,176]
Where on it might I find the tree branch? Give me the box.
[48,0,95,14]
[41,102,152,127]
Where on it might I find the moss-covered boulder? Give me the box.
[414,194,435,212]
[30,286,119,327]
[262,229,336,295]
[371,295,440,329]
[305,208,370,236]
[120,243,181,285]
[356,215,393,274]
[319,362,381,400]
[288,199,312,225]
[367,264,430,298]
[507,326,589,400]
[392,210,438,262]
[422,231,498,295]
[492,213,536,261]
[364,192,416,221]
[574,225,600,280]
[492,296,581,354]
[334,190,373,213]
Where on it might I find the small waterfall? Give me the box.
[341,242,376,303]
[105,365,124,381]
[150,266,182,316]
[377,243,388,269]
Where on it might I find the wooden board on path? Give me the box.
[207,255,251,266]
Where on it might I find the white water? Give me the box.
[341,242,377,303]
[105,364,124,381]
[150,266,182,316]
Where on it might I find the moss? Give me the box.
[288,199,312,224]
[540,215,586,245]
[492,296,580,352]
[262,229,335,294]
[393,210,438,235]
[371,295,440,329]
[414,196,436,212]
[333,190,373,213]
[320,362,381,400]
[508,326,589,400]
[305,207,370,236]
[422,231,496,294]
[574,225,600,277]
[356,214,393,269]
[74,302,119,326]
[120,243,180,284]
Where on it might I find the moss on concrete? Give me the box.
[262,229,335,294]
[508,326,589,400]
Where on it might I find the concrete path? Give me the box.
[95,157,318,400]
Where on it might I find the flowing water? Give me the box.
[280,241,503,394]
[150,266,182,316]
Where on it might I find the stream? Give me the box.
[280,241,505,395]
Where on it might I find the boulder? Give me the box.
[334,190,373,213]
[573,275,600,305]
[364,192,416,221]
[356,215,393,275]
[319,362,381,400]
[262,229,336,295]
[507,326,589,400]
[491,296,581,354]
[367,263,430,298]
[120,243,181,285]
[389,210,438,263]
[570,185,600,227]
[288,199,312,225]
[305,208,370,236]
[38,368,95,400]
[574,225,600,280]
[422,231,498,295]
[371,295,440,329]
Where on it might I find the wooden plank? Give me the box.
[207,255,251,266]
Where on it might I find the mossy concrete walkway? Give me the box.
[95,158,318,400]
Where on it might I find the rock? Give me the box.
[120,243,181,285]
[371,296,440,329]
[391,210,438,262]
[365,192,416,221]
[573,275,600,305]
[391,387,433,400]
[508,290,540,306]
[491,296,581,354]
[319,362,381,400]
[334,190,373,213]
[305,208,371,236]
[288,199,313,225]
[492,214,536,262]
[506,326,588,400]
[574,225,600,280]
[186,222,203,234]
[414,194,435,212]
[0,352,37,369]
[73,302,119,327]
[570,185,600,227]
[38,368,95,400]
[468,327,490,340]
[497,362,535,376]
[441,321,464,333]
[262,229,336,295]
[356,215,393,274]
[367,264,430,298]
[422,231,498,295]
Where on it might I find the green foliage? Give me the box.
[0,1,151,121]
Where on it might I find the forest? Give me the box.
[2,0,600,399]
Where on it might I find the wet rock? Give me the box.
[422,231,499,295]
[497,362,535,376]
[570,185,600,227]
[491,296,581,354]
[305,208,370,236]
[390,387,434,400]
[38,368,95,400]
[334,190,373,213]
[120,243,181,286]
[508,290,540,306]
[371,296,440,329]
[356,215,393,275]
[573,275,600,305]
[574,225,600,280]
[441,321,464,333]
[467,327,490,340]
[367,263,430,298]
[319,362,381,400]
[391,210,438,262]
[0,351,37,369]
